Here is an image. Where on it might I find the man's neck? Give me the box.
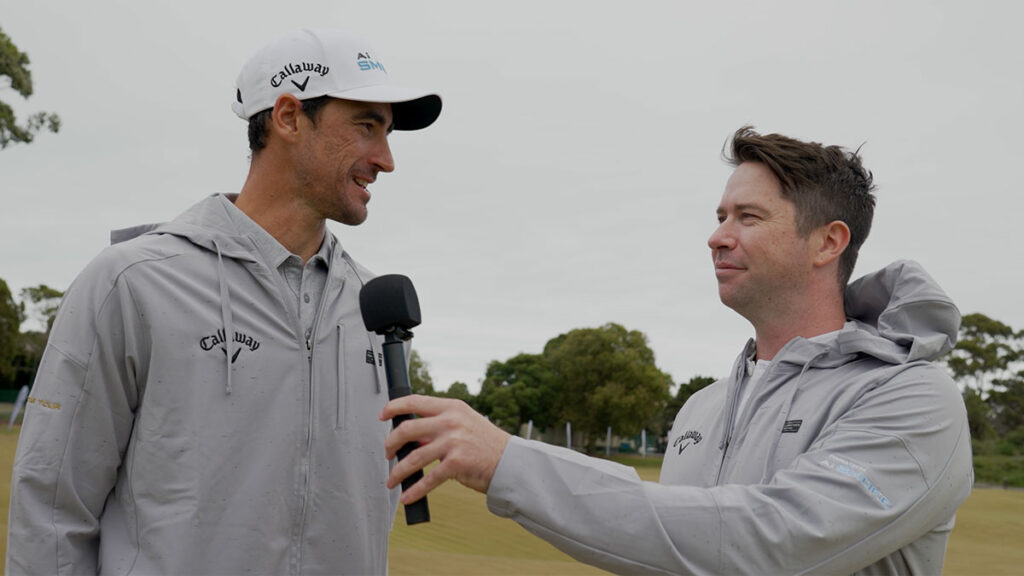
[750,288,847,361]
[235,165,326,263]
[754,315,845,361]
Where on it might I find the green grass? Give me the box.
[389,480,611,575]
[607,453,665,471]
[1,429,1022,574]
[388,457,665,575]
[0,427,17,563]
[943,488,1024,575]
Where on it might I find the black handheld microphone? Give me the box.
[359,274,430,525]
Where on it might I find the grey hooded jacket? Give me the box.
[7,195,399,574]
[486,260,973,575]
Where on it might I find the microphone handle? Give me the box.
[382,339,430,525]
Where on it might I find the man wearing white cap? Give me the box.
[7,29,441,574]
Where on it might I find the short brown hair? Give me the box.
[246,96,333,152]
[724,125,876,288]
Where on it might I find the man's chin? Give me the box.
[333,208,368,226]
[717,288,745,312]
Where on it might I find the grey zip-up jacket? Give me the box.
[487,260,973,575]
[7,195,399,574]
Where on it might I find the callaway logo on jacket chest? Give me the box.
[672,430,704,454]
[198,328,263,363]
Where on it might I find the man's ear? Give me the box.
[813,220,851,268]
[269,94,304,144]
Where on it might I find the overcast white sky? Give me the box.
[2,1,1022,393]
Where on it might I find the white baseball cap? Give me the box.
[232,28,441,131]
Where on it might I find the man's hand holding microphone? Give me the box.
[360,274,510,521]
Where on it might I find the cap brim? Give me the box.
[329,85,441,131]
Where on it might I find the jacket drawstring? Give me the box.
[214,241,235,395]
[759,350,829,482]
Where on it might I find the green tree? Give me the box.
[660,375,717,434]
[438,381,475,405]
[1,27,61,149]
[962,387,995,443]
[0,281,63,390]
[943,313,1024,454]
[9,329,46,390]
[544,323,672,454]
[988,373,1024,438]
[408,349,435,396]
[481,385,519,433]
[0,278,26,386]
[20,284,63,334]
[476,353,558,434]
[944,313,1022,395]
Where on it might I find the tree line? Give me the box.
[410,322,683,454]
[944,313,1024,472]
[0,279,62,392]
[413,311,1024,477]
[3,277,1023,481]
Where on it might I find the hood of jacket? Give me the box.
[762,259,960,372]
[840,259,960,365]
[110,194,259,262]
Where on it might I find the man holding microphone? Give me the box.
[382,126,972,575]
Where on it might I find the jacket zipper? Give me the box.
[294,269,335,573]
[715,412,736,486]
[715,361,747,486]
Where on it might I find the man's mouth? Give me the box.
[354,177,372,195]
[715,260,744,273]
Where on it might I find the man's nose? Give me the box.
[373,137,395,174]
[707,221,735,251]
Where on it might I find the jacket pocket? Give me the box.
[336,324,386,430]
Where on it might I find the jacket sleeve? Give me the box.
[485,368,973,575]
[6,256,140,575]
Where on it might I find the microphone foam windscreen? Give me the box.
[360,274,422,334]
